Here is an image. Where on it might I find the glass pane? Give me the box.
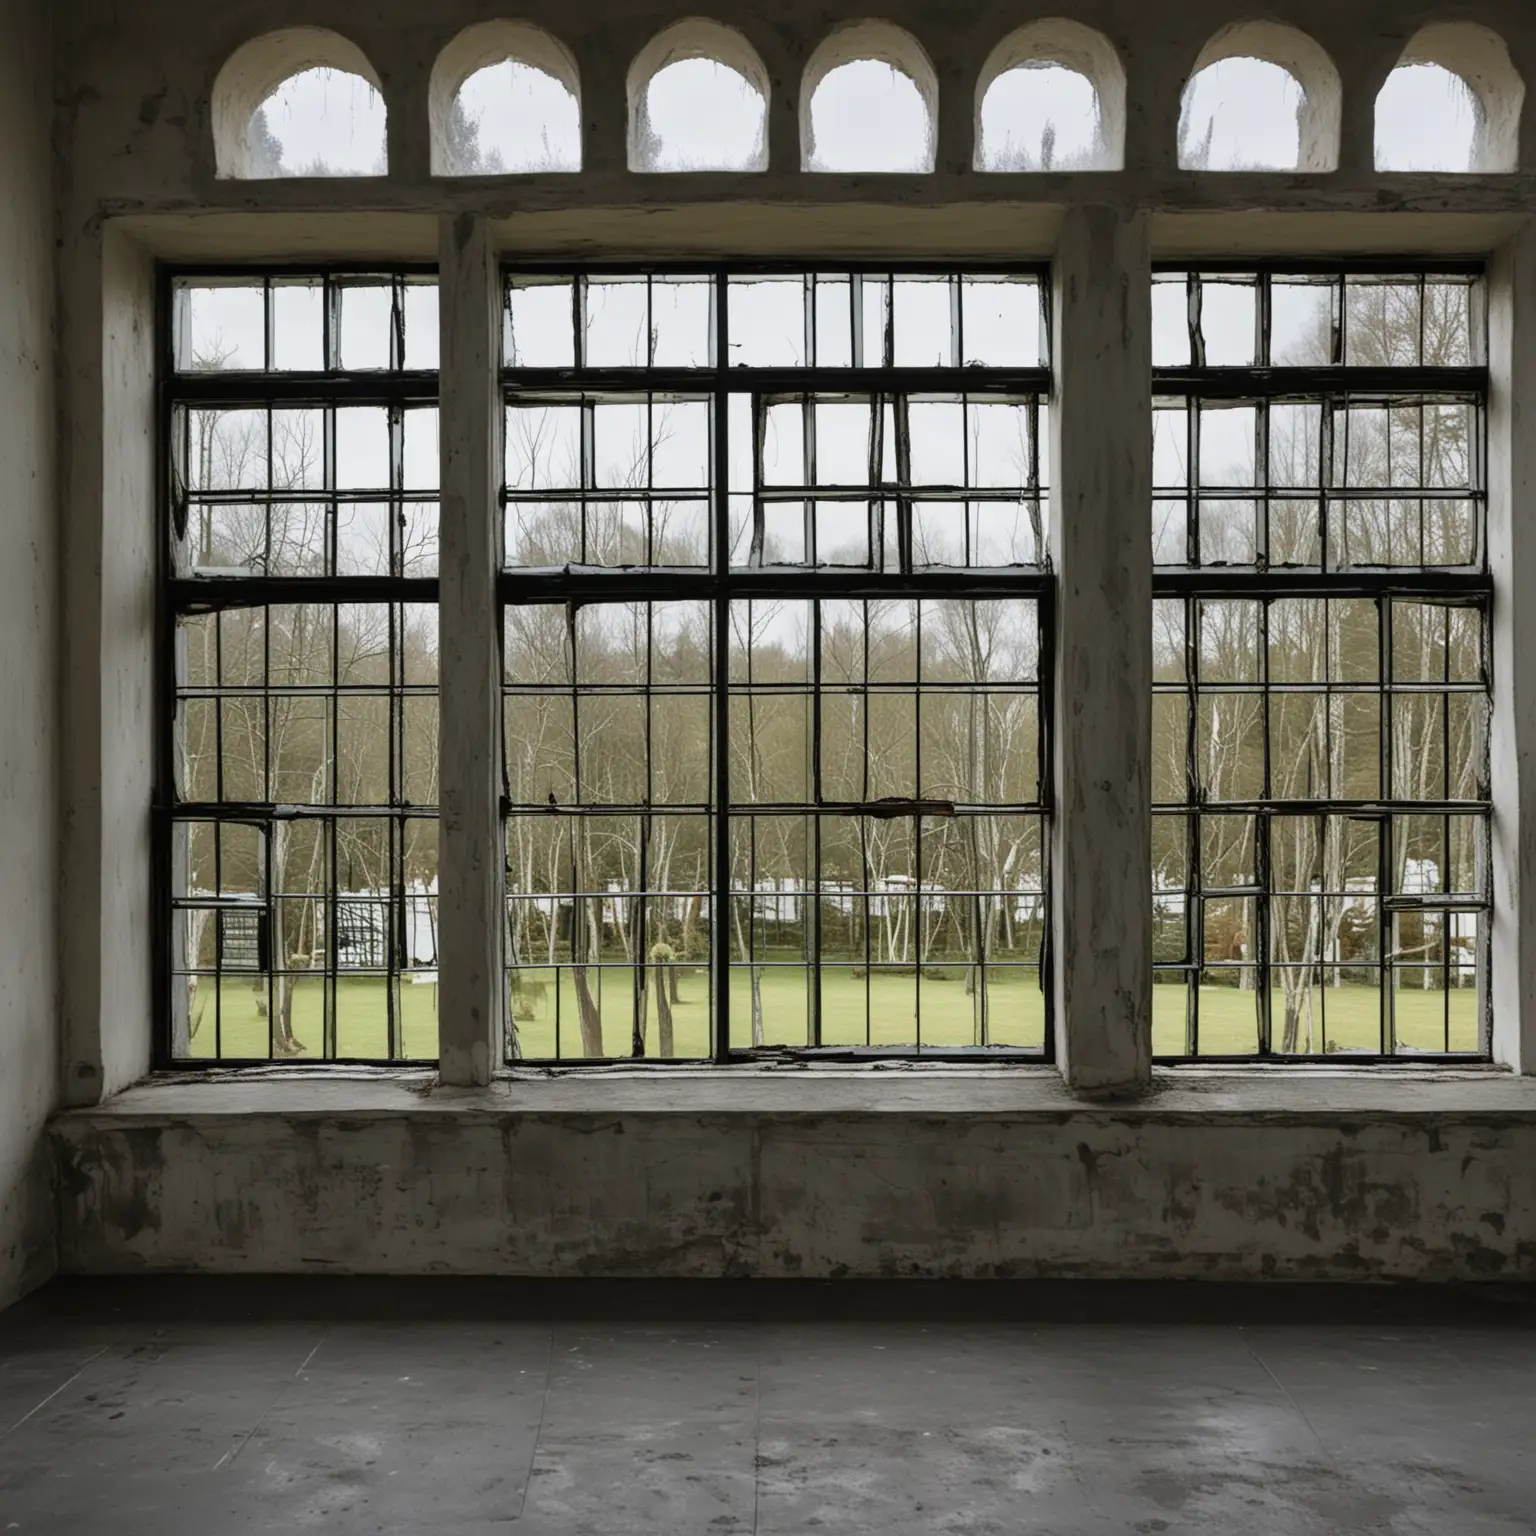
[177,281,265,371]
[506,279,575,367]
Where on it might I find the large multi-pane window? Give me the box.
[501,268,1052,1060]
[1150,265,1491,1058]
[161,269,440,1061]
[156,257,1505,1071]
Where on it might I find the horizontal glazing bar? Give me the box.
[1151,571,1486,595]
[1151,800,1491,814]
[504,369,1054,391]
[171,373,441,403]
[1150,369,1485,396]
[172,577,439,608]
[499,571,1053,599]
[165,803,439,818]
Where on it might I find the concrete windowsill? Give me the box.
[53,1063,1536,1124]
[52,1066,1536,1282]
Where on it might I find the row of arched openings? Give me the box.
[214,19,1526,180]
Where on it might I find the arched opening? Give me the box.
[628,20,769,171]
[430,22,581,175]
[975,20,1125,172]
[212,28,388,179]
[802,22,937,172]
[1177,22,1341,172]
[1374,25,1523,172]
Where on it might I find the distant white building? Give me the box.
[191,880,439,972]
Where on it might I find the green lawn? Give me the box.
[187,970,1478,1061]
[1152,980,1479,1056]
[187,964,1045,1060]
[507,963,1047,1059]
[186,975,440,1061]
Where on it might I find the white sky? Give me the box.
[807,61,930,172]
[455,61,581,172]
[182,259,1459,573]
[1179,58,1302,170]
[260,68,386,176]
[179,280,437,371]
[643,59,764,170]
[184,269,1045,575]
[499,274,1046,571]
[244,54,1481,179]
[503,274,1044,370]
[978,65,1101,169]
[1374,64,1477,171]
[179,280,440,576]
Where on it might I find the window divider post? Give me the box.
[1488,223,1536,1074]
[1050,206,1155,1094]
[436,214,504,1085]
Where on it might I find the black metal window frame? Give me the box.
[1151,258,1492,1063]
[500,261,1056,1064]
[155,262,442,1068]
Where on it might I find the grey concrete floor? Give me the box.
[0,1280,1533,1534]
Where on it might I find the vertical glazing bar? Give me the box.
[1189,394,1202,568]
[436,215,504,1085]
[389,813,402,1060]
[1256,397,1270,569]
[1319,392,1334,570]
[1256,813,1272,1056]
[635,601,654,1058]
[914,599,924,1048]
[803,390,817,565]
[1380,596,1394,1054]
[1187,597,1201,1058]
[748,394,766,566]
[1258,600,1273,1054]
[324,274,338,372]
[811,601,824,1046]
[713,275,732,1060]
[213,818,224,1058]
[325,815,337,1059]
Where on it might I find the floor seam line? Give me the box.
[213,1323,330,1473]
[512,1323,555,1522]
[751,1330,763,1536]
[0,1344,113,1443]
[1238,1327,1338,1470]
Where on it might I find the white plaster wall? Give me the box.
[47,0,1536,1101]
[57,228,156,1109]
[0,0,59,1307]
[40,0,1536,1267]
[48,0,1536,217]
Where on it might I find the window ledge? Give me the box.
[54,1062,1536,1124]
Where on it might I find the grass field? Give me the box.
[1152,980,1478,1056]
[186,975,441,1061]
[187,967,1479,1060]
[508,964,1048,1058]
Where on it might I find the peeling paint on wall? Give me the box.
[50,1103,1536,1281]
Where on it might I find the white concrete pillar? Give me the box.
[436,214,503,1086]
[1049,205,1153,1095]
[60,225,156,1106]
[1488,224,1536,1073]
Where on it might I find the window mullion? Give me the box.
[1488,228,1536,1073]
[1050,207,1155,1093]
[436,215,504,1085]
